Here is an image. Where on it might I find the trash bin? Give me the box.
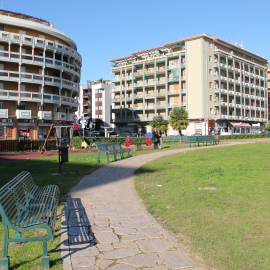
[58,146,68,163]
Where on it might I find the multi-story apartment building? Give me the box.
[110,34,268,135]
[77,82,113,131]
[267,64,270,121]
[0,10,81,140]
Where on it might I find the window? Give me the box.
[209,56,212,62]
[209,82,212,88]
[210,95,212,101]
[209,69,212,75]
[0,103,3,109]
[0,25,4,31]
[210,108,213,114]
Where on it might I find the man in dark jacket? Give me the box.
[152,127,159,149]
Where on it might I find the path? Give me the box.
[61,142,250,270]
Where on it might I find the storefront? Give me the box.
[18,121,35,139]
[230,122,251,134]
[0,120,13,140]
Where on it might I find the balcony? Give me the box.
[134,83,143,88]
[0,109,8,118]
[145,69,154,75]
[221,114,228,119]
[16,110,31,119]
[145,105,155,110]
[0,71,20,81]
[66,113,76,122]
[156,79,166,85]
[38,111,52,120]
[112,77,120,82]
[168,90,179,95]
[229,90,234,95]
[134,106,143,110]
[220,89,227,94]
[54,112,66,121]
[168,103,178,108]
[157,92,166,97]
[220,63,227,69]
[156,67,166,73]
[229,103,234,107]
[236,92,241,96]
[134,71,143,77]
[221,102,227,107]
[145,94,155,99]
[214,88,219,93]
[167,64,179,70]
[145,81,155,86]
[134,95,143,99]
[168,76,179,82]
[220,76,227,81]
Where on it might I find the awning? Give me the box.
[229,122,251,128]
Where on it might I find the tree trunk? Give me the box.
[179,130,182,136]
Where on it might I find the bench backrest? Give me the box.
[0,171,37,224]
[106,143,116,152]
[113,143,122,151]
[96,144,108,152]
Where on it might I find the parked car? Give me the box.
[97,130,105,137]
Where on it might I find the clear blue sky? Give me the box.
[4,0,269,85]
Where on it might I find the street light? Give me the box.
[204,118,209,136]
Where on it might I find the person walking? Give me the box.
[152,127,160,149]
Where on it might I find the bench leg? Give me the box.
[106,155,109,163]
[1,256,10,270]
[42,241,50,269]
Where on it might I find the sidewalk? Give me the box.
[61,142,249,270]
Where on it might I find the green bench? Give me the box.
[96,143,130,163]
[162,136,180,145]
[189,135,220,147]
[0,171,60,269]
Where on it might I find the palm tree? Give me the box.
[169,107,190,135]
[150,115,168,133]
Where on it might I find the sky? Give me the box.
[4,0,270,85]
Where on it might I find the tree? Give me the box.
[264,123,270,131]
[150,115,168,133]
[169,106,190,135]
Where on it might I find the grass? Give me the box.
[0,142,190,269]
[133,143,270,270]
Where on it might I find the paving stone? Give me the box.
[91,226,113,233]
[107,263,136,270]
[74,267,99,270]
[70,244,99,257]
[96,259,115,269]
[69,217,91,226]
[71,256,95,268]
[94,207,117,214]
[136,239,175,252]
[94,217,109,226]
[69,234,94,244]
[118,253,162,267]
[122,221,152,228]
[117,206,143,215]
[121,233,148,242]
[114,227,138,235]
[113,241,138,249]
[100,247,141,259]
[160,250,194,269]
[96,243,114,252]
[147,265,168,270]
[94,232,119,243]
[69,226,90,236]
[128,215,148,222]
[110,223,123,228]
[138,227,164,238]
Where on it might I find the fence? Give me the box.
[0,140,57,152]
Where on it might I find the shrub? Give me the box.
[219,133,270,140]
[72,136,148,148]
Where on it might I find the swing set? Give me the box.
[38,123,81,155]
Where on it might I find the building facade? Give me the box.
[0,10,81,140]
[78,82,113,131]
[110,34,268,135]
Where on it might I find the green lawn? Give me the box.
[0,143,190,269]
[133,143,270,270]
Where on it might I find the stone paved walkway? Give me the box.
[61,142,250,270]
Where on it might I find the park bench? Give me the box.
[96,143,116,163]
[189,135,220,147]
[106,143,123,160]
[112,143,130,158]
[0,171,60,269]
[162,136,180,145]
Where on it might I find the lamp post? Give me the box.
[204,118,209,136]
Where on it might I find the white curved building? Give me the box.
[0,10,82,139]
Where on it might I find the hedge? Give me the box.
[72,136,148,148]
[219,133,270,140]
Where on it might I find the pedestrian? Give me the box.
[152,127,160,149]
